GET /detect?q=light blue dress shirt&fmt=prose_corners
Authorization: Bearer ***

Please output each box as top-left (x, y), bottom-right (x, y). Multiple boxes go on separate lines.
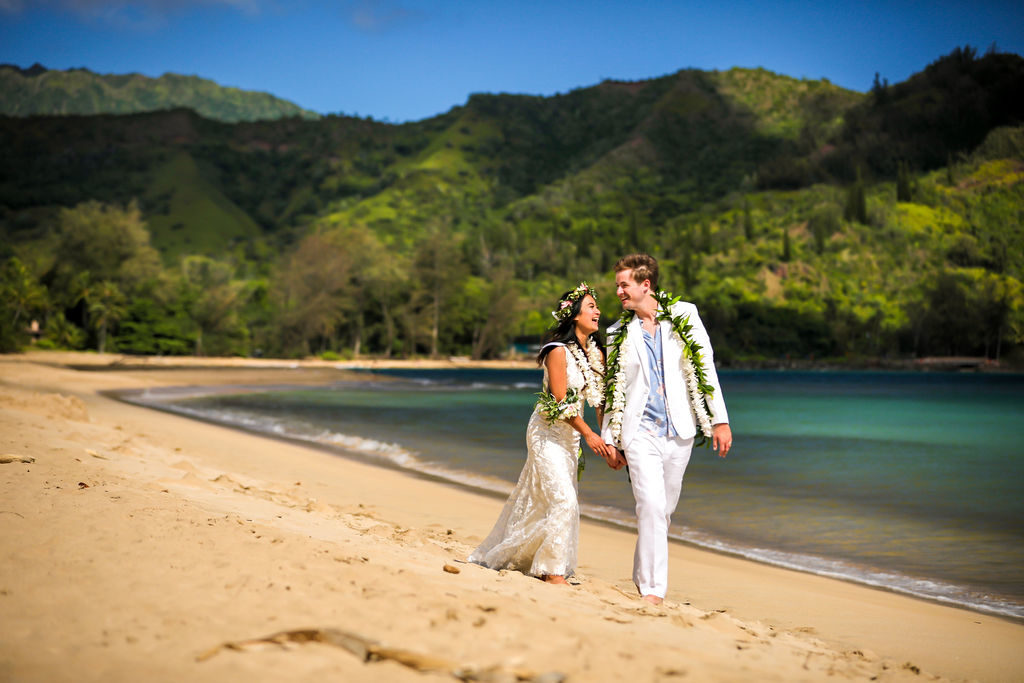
top-left (639, 326), bottom-right (677, 437)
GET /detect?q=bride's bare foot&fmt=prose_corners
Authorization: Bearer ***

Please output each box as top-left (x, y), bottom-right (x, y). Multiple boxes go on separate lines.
top-left (542, 575), bottom-right (569, 585)
top-left (641, 594), bottom-right (663, 605)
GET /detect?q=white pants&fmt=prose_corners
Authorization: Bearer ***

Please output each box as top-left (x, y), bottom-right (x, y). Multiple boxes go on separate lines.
top-left (624, 431), bottom-right (694, 598)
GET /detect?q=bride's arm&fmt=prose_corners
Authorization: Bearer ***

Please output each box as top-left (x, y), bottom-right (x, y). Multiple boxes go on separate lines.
top-left (544, 346), bottom-right (570, 402)
top-left (545, 349), bottom-right (613, 461)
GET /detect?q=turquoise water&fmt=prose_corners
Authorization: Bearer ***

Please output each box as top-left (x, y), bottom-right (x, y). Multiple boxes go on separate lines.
top-left (133, 369), bottom-right (1024, 619)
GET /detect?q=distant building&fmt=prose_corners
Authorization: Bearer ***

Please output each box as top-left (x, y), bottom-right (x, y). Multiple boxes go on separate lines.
top-left (509, 335), bottom-right (542, 358)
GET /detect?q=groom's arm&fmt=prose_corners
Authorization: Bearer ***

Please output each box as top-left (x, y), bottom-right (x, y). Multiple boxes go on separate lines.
top-left (684, 303), bottom-right (732, 457)
top-left (683, 303), bottom-right (729, 425)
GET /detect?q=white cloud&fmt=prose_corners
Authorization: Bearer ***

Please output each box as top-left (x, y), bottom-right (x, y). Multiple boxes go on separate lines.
top-left (3, 0), bottom-right (273, 26)
top-left (346, 0), bottom-right (421, 32)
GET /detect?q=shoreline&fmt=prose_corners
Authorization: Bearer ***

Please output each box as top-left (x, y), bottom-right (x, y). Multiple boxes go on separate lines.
top-left (114, 380), bottom-right (1024, 625)
top-left (3, 351), bottom-right (1024, 681)
top-left (21, 348), bottom-right (1023, 374)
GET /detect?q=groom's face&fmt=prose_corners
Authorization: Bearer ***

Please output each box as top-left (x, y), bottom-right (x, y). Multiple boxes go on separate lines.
top-left (615, 269), bottom-right (650, 311)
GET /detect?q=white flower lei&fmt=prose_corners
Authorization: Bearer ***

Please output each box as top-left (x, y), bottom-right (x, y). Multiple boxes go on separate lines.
top-left (677, 334), bottom-right (715, 441)
top-left (568, 338), bottom-right (606, 409)
top-left (604, 291), bottom-right (715, 449)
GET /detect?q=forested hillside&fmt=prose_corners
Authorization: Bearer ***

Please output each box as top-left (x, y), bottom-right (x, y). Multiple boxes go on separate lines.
top-left (1, 48), bottom-right (1022, 365)
top-left (0, 64), bottom-right (319, 122)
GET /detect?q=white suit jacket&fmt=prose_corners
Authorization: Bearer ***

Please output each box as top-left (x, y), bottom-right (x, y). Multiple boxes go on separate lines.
top-left (600, 301), bottom-right (729, 449)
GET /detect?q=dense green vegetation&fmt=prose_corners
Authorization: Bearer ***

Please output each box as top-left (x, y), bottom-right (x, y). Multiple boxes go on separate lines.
top-left (1, 48), bottom-right (1022, 365)
top-left (0, 64), bottom-right (319, 122)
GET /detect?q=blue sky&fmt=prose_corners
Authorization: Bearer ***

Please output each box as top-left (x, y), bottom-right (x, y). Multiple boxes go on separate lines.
top-left (1, 0), bottom-right (1022, 122)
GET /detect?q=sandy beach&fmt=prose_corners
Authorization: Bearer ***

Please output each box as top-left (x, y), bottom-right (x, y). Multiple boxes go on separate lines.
top-left (1, 351), bottom-right (1022, 682)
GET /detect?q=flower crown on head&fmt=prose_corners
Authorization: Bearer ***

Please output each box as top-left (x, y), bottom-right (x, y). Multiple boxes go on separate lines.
top-left (551, 282), bottom-right (597, 321)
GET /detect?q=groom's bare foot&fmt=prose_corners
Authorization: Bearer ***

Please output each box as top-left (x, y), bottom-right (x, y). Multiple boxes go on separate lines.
top-left (542, 575), bottom-right (569, 585)
top-left (642, 594), bottom-right (663, 605)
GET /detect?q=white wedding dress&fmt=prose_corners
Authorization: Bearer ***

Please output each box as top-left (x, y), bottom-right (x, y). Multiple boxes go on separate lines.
top-left (468, 344), bottom-right (586, 578)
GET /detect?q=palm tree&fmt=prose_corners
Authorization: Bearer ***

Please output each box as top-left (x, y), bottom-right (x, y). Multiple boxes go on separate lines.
top-left (45, 312), bottom-right (85, 349)
top-left (88, 280), bottom-right (126, 353)
top-left (3, 257), bottom-right (47, 328)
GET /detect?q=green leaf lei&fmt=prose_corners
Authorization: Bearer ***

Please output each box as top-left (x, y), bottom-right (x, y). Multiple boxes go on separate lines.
top-left (603, 290), bottom-right (716, 448)
top-left (535, 387), bottom-right (581, 424)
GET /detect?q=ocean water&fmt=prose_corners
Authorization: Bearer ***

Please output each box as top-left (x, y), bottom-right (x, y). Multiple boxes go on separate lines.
top-left (127, 369), bottom-right (1024, 620)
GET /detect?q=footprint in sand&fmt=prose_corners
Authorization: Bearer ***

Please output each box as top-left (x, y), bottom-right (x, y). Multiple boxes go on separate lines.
top-left (671, 614), bottom-right (695, 628)
top-left (162, 471), bottom-right (217, 491)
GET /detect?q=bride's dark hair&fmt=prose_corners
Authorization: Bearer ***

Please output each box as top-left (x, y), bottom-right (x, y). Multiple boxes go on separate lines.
top-left (536, 290), bottom-right (605, 366)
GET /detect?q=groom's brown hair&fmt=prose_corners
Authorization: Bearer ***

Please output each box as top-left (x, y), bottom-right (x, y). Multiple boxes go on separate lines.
top-left (614, 253), bottom-right (659, 290)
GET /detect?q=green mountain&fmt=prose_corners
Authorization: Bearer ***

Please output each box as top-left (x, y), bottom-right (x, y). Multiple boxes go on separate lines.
top-left (0, 63), bottom-right (320, 123)
top-left (1, 48), bottom-right (1022, 363)
top-left (828, 46), bottom-right (1024, 177)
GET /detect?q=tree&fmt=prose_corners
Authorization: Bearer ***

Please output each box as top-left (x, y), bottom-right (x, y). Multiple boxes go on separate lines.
top-left (896, 161), bottom-right (914, 202)
top-left (742, 199), bottom-right (754, 240)
top-left (180, 256), bottom-right (245, 356)
top-left (781, 227), bottom-right (792, 262)
top-left (412, 218), bottom-right (467, 358)
top-left (44, 312), bottom-right (85, 349)
top-left (2, 256), bottom-right (47, 330)
top-left (808, 204), bottom-right (841, 255)
top-left (345, 226), bottom-right (409, 358)
top-left (844, 168), bottom-right (867, 224)
top-left (455, 269), bottom-right (521, 360)
top-left (114, 290), bottom-right (193, 356)
top-left (324, 222), bottom-right (397, 357)
top-left (911, 269), bottom-right (1023, 358)
top-left (273, 231), bottom-right (355, 356)
top-left (0, 257), bottom-right (48, 351)
top-left (700, 220), bottom-right (713, 254)
top-left (674, 225), bottom-right (697, 289)
top-left (45, 201), bottom-right (161, 343)
top-left (88, 280), bottom-right (126, 353)
top-left (871, 72), bottom-right (889, 105)
top-left (50, 201), bottom-right (160, 296)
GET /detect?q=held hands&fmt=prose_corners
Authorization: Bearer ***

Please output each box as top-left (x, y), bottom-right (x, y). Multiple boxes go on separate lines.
top-left (606, 448), bottom-right (626, 470)
top-left (712, 423), bottom-right (733, 458)
top-left (584, 432), bottom-right (625, 469)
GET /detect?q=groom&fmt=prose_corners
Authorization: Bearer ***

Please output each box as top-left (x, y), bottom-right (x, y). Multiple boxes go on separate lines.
top-left (601, 253), bottom-right (732, 605)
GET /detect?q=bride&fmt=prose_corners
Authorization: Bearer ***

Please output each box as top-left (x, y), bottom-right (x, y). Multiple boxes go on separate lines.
top-left (469, 283), bottom-right (618, 584)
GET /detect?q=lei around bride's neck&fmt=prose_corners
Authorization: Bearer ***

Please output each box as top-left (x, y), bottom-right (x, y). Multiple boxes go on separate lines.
top-left (574, 329), bottom-right (593, 348)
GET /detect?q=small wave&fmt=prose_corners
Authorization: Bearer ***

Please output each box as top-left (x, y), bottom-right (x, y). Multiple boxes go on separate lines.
top-left (149, 401), bottom-right (426, 468)
top-left (357, 370), bottom-right (539, 393)
top-left (126, 395), bottom-right (517, 498)
top-left (662, 529), bottom-right (1024, 621)
top-left (408, 377), bottom-right (446, 386)
top-left (407, 379), bottom-right (525, 392)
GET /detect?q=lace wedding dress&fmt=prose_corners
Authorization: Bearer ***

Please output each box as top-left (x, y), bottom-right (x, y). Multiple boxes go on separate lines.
top-left (468, 344), bottom-right (586, 578)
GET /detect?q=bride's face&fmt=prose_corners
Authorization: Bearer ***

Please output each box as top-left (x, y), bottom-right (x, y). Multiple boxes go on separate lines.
top-left (574, 295), bottom-right (601, 337)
